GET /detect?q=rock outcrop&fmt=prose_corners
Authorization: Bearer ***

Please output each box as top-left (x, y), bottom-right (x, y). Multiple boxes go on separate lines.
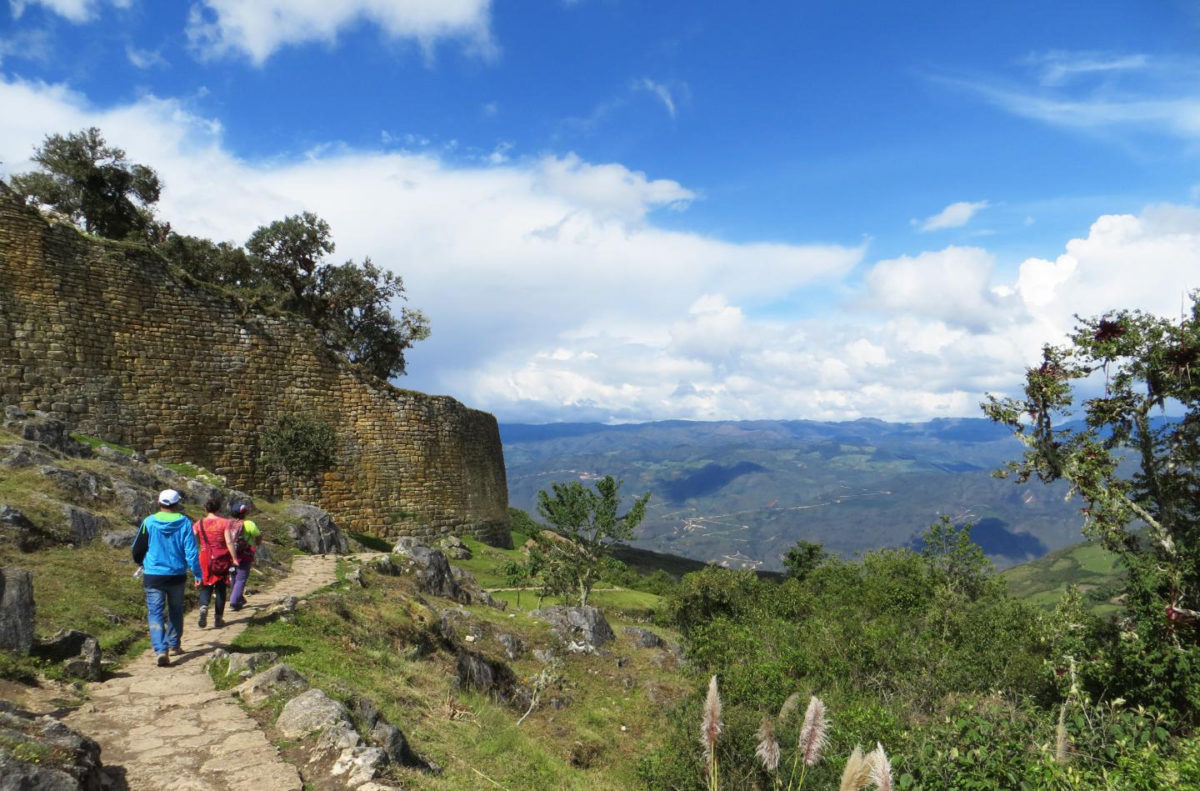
top-left (0, 567), bottom-right (34, 654)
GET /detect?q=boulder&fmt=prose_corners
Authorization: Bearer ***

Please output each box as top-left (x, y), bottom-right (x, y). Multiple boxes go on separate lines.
top-left (276, 688), bottom-right (350, 739)
top-left (624, 626), bottom-right (666, 649)
top-left (438, 535), bottom-right (472, 560)
top-left (101, 530), bottom-right (137, 549)
top-left (0, 506), bottom-right (52, 551)
top-left (496, 633), bottom-right (525, 660)
top-left (285, 504), bottom-right (349, 555)
top-left (0, 700), bottom-right (106, 791)
top-left (184, 478), bottom-right (222, 506)
top-left (532, 605), bottom-right (615, 651)
top-left (40, 467), bottom-right (106, 505)
top-left (62, 506), bottom-right (107, 546)
top-left (62, 638), bottom-right (102, 681)
top-left (111, 481), bottom-right (153, 522)
top-left (0, 444), bottom-right (54, 469)
top-left (455, 649), bottom-right (528, 707)
top-left (450, 567), bottom-right (508, 610)
top-left (13, 413), bottom-right (89, 457)
top-left (225, 651), bottom-right (279, 679)
top-left (372, 554), bottom-right (399, 576)
top-left (0, 567), bottom-right (35, 655)
top-left (393, 541), bottom-right (467, 603)
top-left (93, 445), bottom-right (133, 466)
top-left (235, 663), bottom-right (309, 705)
top-left (35, 629), bottom-right (92, 661)
top-left (349, 696), bottom-right (424, 768)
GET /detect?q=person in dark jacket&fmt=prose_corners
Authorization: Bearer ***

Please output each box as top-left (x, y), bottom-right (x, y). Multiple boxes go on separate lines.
top-left (131, 489), bottom-right (202, 667)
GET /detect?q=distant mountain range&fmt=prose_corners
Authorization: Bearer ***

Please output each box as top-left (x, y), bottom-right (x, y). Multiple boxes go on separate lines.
top-left (500, 417), bottom-right (1086, 572)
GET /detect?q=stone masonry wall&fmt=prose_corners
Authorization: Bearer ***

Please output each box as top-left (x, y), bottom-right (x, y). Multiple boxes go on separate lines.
top-left (0, 187), bottom-right (510, 545)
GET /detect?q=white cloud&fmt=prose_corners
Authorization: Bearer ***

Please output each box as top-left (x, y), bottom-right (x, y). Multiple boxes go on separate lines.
top-left (9, 0), bottom-right (128, 23)
top-left (2, 76), bottom-right (1196, 424)
top-left (862, 246), bottom-right (1017, 331)
top-left (1027, 51), bottom-right (1149, 86)
top-left (636, 78), bottom-right (677, 119)
top-left (915, 200), bottom-right (988, 231)
top-left (939, 53), bottom-right (1200, 142)
top-left (186, 0), bottom-right (495, 65)
top-left (126, 45), bottom-right (167, 70)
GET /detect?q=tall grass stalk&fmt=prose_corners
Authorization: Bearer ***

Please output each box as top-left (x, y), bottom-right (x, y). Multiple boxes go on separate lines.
top-left (756, 717), bottom-right (781, 788)
top-left (839, 746), bottom-right (872, 791)
top-left (785, 695), bottom-right (828, 791)
top-left (701, 674), bottom-right (722, 791)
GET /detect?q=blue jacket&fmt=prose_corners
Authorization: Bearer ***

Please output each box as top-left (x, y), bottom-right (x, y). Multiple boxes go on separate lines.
top-left (133, 511), bottom-right (201, 579)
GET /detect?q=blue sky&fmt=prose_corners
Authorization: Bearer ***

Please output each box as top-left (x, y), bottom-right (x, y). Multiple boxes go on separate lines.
top-left (2, 1), bottom-right (1199, 422)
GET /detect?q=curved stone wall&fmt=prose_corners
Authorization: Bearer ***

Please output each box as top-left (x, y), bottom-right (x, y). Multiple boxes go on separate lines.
top-left (0, 188), bottom-right (510, 545)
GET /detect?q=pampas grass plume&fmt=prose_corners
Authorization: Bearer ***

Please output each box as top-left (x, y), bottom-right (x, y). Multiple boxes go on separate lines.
top-left (756, 717), bottom-right (780, 772)
top-left (701, 675), bottom-right (723, 779)
top-left (797, 696), bottom-right (829, 767)
top-left (777, 691), bottom-right (803, 723)
top-left (867, 742), bottom-right (892, 791)
top-left (839, 746), bottom-right (872, 791)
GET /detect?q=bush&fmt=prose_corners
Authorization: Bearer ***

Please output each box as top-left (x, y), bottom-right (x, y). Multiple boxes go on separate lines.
top-left (259, 412), bottom-right (337, 479)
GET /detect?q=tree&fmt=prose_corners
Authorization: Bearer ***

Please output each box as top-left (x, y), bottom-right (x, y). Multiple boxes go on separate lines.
top-left (245, 212), bottom-right (333, 308)
top-left (918, 516), bottom-right (993, 600)
top-left (9, 127), bottom-right (161, 239)
top-left (535, 475), bottom-right (651, 607)
top-left (782, 540), bottom-right (826, 581)
top-left (243, 213), bottom-right (429, 379)
top-left (983, 295), bottom-right (1200, 628)
top-left (314, 258), bottom-right (430, 379)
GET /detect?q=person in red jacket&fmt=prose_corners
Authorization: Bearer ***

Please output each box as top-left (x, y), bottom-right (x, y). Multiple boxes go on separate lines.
top-left (193, 495), bottom-right (239, 628)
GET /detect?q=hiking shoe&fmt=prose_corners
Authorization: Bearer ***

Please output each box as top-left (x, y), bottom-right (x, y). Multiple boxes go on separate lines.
top-left (197, 607), bottom-right (208, 628)
top-left (214, 616), bottom-right (225, 628)
top-left (170, 646), bottom-right (185, 656)
top-left (156, 653), bottom-right (170, 667)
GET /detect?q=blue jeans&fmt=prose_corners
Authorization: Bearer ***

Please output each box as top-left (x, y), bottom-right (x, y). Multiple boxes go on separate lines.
top-left (144, 582), bottom-right (184, 654)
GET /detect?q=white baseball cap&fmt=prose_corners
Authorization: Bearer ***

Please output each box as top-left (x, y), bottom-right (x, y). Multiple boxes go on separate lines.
top-left (158, 489), bottom-right (182, 507)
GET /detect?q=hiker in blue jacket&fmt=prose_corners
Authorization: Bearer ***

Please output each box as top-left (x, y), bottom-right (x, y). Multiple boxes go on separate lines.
top-left (131, 489), bottom-right (202, 667)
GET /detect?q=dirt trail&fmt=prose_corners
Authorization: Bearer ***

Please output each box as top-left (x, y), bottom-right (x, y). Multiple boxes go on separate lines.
top-left (64, 554), bottom-right (338, 791)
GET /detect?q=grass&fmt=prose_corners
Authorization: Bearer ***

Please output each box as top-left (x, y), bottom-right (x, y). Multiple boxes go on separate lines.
top-left (70, 433), bottom-right (135, 455)
top-left (1001, 540), bottom-right (1124, 615)
top-left (222, 547), bottom-right (689, 790)
top-left (0, 424), bottom-right (301, 679)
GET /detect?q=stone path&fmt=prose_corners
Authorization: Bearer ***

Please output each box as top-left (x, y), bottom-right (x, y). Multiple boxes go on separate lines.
top-left (65, 555), bottom-right (338, 791)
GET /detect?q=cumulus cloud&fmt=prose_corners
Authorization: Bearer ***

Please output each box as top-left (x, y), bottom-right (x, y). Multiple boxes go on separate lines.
top-left (186, 0), bottom-right (495, 65)
top-left (862, 246), bottom-right (1017, 331)
top-left (914, 200), bottom-right (988, 231)
top-left (1, 76), bottom-right (1196, 424)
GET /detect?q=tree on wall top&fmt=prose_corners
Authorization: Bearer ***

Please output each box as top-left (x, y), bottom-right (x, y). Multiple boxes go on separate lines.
top-left (9, 127), bottom-right (162, 240)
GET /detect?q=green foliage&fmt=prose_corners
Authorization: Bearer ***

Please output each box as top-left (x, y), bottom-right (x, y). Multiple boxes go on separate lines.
top-left (508, 506), bottom-right (542, 539)
top-left (534, 475), bottom-right (651, 607)
top-left (984, 293), bottom-right (1200, 725)
top-left (920, 516), bottom-right (995, 600)
top-left (245, 211), bottom-right (334, 305)
top-left (10, 127), bottom-right (161, 240)
top-left (242, 213), bottom-right (430, 379)
top-left (157, 232), bottom-right (265, 294)
top-left (782, 540), bottom-right (826, 580)
top-left (259, 412), bottom-right (337, 479)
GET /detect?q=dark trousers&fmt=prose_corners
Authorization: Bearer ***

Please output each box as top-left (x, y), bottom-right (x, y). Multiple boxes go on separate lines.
top-left (198, 580), bottom-right (227, 617)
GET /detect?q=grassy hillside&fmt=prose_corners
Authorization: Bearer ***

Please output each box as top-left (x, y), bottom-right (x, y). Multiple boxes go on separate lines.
top-left (1001, 540), bottom-right (1125, 615)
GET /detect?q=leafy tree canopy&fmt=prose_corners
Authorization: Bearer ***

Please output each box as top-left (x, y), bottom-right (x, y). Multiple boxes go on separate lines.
top-left (10, 127), bottom-right (161, 240)
top-left (535, 475), bottom-right (651, 607)
top-left (983, 293), bottom-right (1200, 627)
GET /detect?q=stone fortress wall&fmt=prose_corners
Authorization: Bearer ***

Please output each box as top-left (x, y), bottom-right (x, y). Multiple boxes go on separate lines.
top-left (0, 186), bottom-right (510, 545)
